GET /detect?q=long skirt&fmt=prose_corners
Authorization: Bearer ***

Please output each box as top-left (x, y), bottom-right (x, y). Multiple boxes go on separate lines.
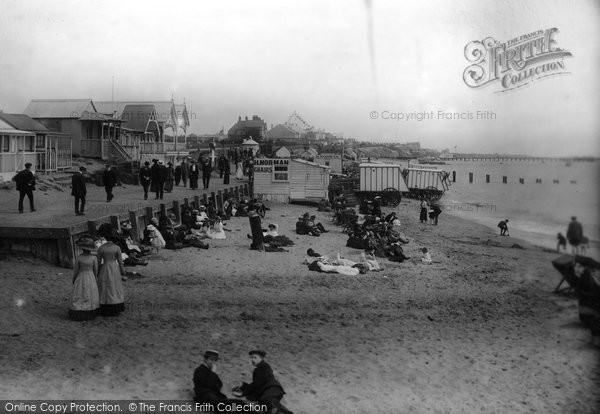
top-left (69, 271), bottom-right (100, 321)
top-left (98, 262), bottom-right (125, 316)
top-left (164, 178), bottom-right (174, 192)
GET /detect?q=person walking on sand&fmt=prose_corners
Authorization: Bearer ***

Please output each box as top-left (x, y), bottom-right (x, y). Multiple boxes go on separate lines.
top-left (71, 166), bottom-right (87, 216)
top-left (164, 161), bottom-right (175, 193)
top-left (189, 159), bottom-right (199, 189)
top-left (181, 157), bottom-right (190, 187)
top-left (97, 224), bottom-right (126, 316)
top-left (232, 350), bottom-right (293, 414)
top-left (193, 350), bottom-right (246, 412)
top-left (12, 162), bottom-right (36, 213)
top-left (155, 160), bottom-right (167, 200)
top-left (139, 161), bottom-right (152, 200)
top-left (202, 159), bottom-right (212, 190)
top-left (498, 219), bottom-right (509, 236)
top-left (68, 237), bottom-right (99, 321)
top-left (102, 164), bottom-right (118, 202)
top-left (566, 216), bottom-right (583, 255)
top-left (174, 158), bottom-right (182, 186)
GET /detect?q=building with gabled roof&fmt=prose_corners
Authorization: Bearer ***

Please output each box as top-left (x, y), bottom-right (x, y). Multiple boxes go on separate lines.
top-left (24, 99), bottom-right (118, 159)
top-left (0, 112), bottom-right (72, 175)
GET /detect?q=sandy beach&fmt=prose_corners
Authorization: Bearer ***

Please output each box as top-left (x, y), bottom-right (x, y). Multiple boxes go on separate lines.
top-left (1, 186), bottom-right (598, 413)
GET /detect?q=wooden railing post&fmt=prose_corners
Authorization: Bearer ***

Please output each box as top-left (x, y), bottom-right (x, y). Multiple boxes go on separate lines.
top-left (172, 200), bottom-right (181, 224)
top-left (145, 206), bottom-right (154, 224)
top-left (129, 211), bottom-right (140, 242)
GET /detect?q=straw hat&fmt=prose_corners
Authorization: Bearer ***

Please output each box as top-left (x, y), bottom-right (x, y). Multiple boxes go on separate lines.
top-left (75, 236), bottom-right (96, 250)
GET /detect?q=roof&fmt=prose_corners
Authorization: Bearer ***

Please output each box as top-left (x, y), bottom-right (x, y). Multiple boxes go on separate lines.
top-left (24, 99), bottom-right (96, 119)
top-left (242, 138), bottom-right (260, 146)
top-left (120, 105), bottom-right (157, 132)
top-left (292, 158), bottom-right (330, 170)
top-left (0, 113), bottom-right (49, 132)
top-left (0, 118), bottom-right (35, 135)
top-left (95, 101), bottom-right (177, 126)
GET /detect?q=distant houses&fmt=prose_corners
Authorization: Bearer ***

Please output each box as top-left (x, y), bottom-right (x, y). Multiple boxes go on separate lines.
top-left (22, 99), bottom-right (189, 164)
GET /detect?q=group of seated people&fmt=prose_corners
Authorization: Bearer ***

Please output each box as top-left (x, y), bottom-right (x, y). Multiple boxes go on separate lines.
top-left (139, 201), bottom-right (234, 252)
top-left (295, 212), bottom-right (329, 236)
top-left (339, 205), bottom-right (410, 262)
top-left (223, 197), bottom-right (270, 218)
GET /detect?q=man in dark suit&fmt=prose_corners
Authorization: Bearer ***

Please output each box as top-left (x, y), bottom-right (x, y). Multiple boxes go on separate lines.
top-left (189, 159), bottom-right (199, 190)
top-left (234, 350), bottom-right (293, 414)
top-left (202, 159), bottom-right (212, 190)
top-left (155, 160), bottom-right (167, 200)
top-left (12, 162), bottom-right (36, 213)
top-left (193, 350), bottom-right (245, 413)
top-left (71, 166), bottom-right (87, 216)
top-left (102, 164), bottom-right (118, 202)
top-left (139, 161), bottom-right (152, 200)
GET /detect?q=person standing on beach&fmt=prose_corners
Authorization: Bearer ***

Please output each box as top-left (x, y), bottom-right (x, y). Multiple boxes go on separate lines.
top-left (419, 200), bottom-right (428, 223)
top-left (164, 161), bottom-right (175, 193)
top-left (174, 158), bottom-right (182, 186)
top-left (566, 216), bottom-right (583, 255)
top-left (154, 160), bottom-right (167, 200)
top-left (71, 166), bottom-right (87, 216)
top-left (429, 202), bottom-right (442, 225)
top-left (12, 162), bottom-right (36, 213)
top-left (102, 164), bottom-right (118, 202)
top-left (223, 158), bottom-right (231, 185)
top-left (181, 158), bottom-right (190, 187)
top-left (189, 160), bottom-right (199, 189)
top-left (97, 224), bottom-right (126, 316)
top-left (233, 350), bottom-right (293, 414)
top-left (202, 159), bottom-right (212, 190)
top-left (68, 237), bottom-right (99, 321)
top-left (139, 161), bottom-right (152, 200)
top-left (498, 219), bottom-right (509, 236)
top-left (557, 233), bottom-right (567, 253)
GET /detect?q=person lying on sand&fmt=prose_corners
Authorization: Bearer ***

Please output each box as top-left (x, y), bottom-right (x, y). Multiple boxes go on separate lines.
top-left (232, 350), bottom-right (294, 414)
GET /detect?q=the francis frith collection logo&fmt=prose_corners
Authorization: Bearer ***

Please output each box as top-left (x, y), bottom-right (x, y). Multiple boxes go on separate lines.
top-left (463, 28), bottom-right (572, 92)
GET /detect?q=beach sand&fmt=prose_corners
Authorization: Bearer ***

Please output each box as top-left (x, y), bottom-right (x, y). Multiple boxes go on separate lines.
top-left (1, 192), bottom-right (599, 413)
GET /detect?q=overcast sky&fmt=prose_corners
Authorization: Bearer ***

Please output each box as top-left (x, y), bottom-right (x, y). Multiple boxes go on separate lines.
top-left (0, 0), bottom-right (598, 156)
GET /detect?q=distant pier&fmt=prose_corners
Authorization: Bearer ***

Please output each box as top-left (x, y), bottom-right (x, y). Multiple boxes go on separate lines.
top-left (451, 155), bottom-right (597, 162)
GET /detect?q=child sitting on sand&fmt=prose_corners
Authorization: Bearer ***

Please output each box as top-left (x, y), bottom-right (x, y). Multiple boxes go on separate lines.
top-left (420, 247), bottom-right (432, 264)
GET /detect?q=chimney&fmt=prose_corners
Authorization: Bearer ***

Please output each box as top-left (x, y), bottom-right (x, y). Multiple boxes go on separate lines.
top-left (238, 116), bottom-right (241, 121)
top-left (245, 116), bottom-right (248, 121)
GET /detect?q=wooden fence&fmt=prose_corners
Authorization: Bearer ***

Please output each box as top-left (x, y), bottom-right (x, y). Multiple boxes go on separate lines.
top-left (0, 183), bottom-right (251, 269)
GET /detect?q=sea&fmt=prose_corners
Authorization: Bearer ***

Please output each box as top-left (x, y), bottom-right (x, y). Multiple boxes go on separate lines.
top-left (379, 158), bottom-right (600, 258)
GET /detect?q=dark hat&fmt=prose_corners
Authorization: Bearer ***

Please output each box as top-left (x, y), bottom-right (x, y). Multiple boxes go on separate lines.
top-left (249, 349), bottom-right (266, 358)
top-left (79, 166), bottom-right (87, 171)
top-left (204, 350), bottom-right (219, 360)
top-left (144, 161), bottom-right (150, 166)
top-left (302, 212), bottom-right (310, 218)
top-left (25, 163), bottom-right (32, 168)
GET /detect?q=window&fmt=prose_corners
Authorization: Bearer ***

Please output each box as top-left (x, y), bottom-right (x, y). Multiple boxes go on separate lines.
top-left (1, 135), bottom-right (9, 152)
top-left (273, 163), bottom-right (289, 182)
top-left (36, 135), bottom-right (45, 149)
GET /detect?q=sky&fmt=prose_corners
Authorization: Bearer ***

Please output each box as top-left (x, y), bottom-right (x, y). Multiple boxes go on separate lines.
top-left (0, 0), bottom-right (598, 156)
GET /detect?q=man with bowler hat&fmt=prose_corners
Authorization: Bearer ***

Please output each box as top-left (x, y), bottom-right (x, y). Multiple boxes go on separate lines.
top-left (71, 166), bottom-right (87, 216)
top-left (13, 162), bottom-right (36, 213)
top-left (233, 350), bottom-right (293, 414)
top-left (193, 350), bottom-right (245, 413)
